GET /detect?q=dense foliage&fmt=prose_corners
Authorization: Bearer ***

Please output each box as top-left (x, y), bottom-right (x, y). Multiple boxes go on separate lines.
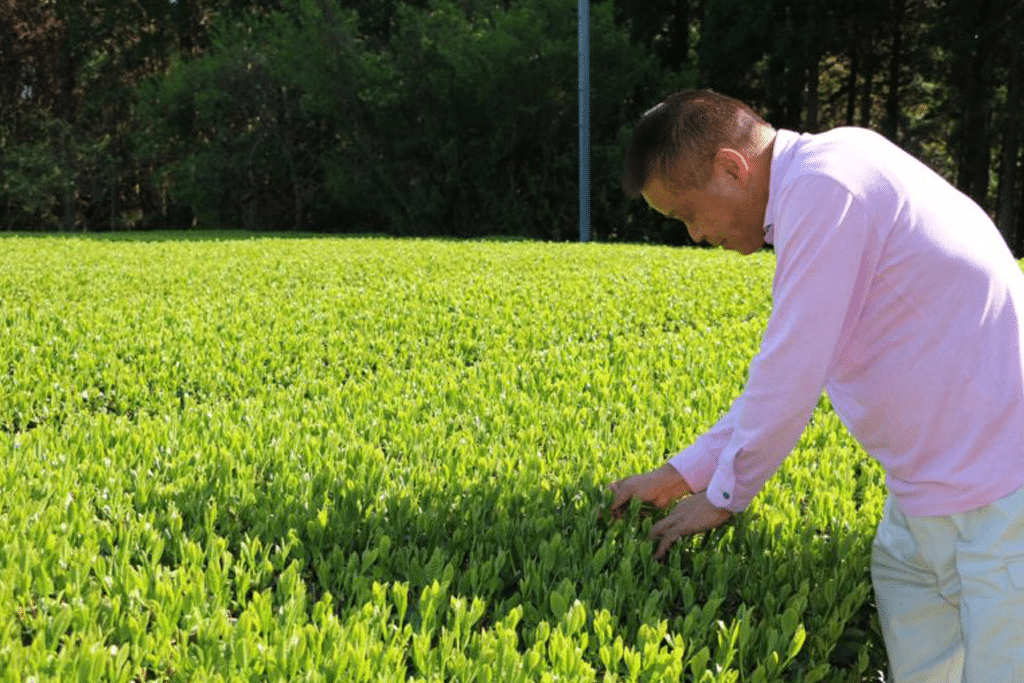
top-left (0, 234), bottom-right (927, 680)
top-left (132, 0), bottom-right (659, 239)
top-left (1, 0), bottom-right (1022, 250)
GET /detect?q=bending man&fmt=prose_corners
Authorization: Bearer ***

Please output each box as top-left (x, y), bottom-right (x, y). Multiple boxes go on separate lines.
top-left (609, 89), bottom-right (1024, 682)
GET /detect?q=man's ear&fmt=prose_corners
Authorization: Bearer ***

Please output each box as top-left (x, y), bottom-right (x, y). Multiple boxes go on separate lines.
top-left (712, 148), bottom-right (751, 185)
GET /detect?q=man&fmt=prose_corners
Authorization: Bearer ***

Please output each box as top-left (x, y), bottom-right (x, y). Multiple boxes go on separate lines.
top-left (609, 89), bottom-right (1024, 682)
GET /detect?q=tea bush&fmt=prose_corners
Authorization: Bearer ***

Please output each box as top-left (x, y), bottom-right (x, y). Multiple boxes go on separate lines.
top-left (0, 234), bottom-right (922, 681)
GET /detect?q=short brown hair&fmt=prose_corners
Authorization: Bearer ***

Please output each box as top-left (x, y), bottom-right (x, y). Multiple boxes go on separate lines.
top-left (621, 89), bottom-right (771, 198)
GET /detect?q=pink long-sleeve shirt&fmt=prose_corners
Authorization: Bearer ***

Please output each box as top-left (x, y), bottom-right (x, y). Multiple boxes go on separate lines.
top-left (669, 127), bottom-right (1024, 516)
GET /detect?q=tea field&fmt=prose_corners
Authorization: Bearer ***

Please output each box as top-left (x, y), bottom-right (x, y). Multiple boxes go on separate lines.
top-left (0, 233), bottom-right (911, 681)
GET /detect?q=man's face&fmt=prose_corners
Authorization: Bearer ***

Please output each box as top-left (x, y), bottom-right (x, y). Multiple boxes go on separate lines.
top-left (641, 153), bottom-right (766, 255)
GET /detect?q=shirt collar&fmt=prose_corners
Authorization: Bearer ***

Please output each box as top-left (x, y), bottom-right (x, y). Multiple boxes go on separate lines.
top-left (762, 129), bottom-right (802, 246)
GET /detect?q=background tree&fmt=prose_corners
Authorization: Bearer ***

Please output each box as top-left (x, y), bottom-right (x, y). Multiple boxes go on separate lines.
top-left (134, 0), bottom-right (667, 240)
top-left (0, 0), bottom-right (1021, 253)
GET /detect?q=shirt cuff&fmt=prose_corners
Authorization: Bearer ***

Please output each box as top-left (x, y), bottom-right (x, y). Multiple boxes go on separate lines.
top-left (705, 448), bottom-right (746, 512)
top-left (667, 429), bottom-right (731, 493)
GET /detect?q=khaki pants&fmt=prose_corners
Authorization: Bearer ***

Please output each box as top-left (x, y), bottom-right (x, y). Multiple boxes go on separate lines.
top-left (871, 487), bottom-right (1024, 683)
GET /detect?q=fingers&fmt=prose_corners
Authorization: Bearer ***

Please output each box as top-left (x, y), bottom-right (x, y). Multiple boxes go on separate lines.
top-left (654, 530), bottom-right (681, 560)
top-left (604, 467), bottom-right (700, 533)
top-left (608, 469), bottom-right (663, 514)
top-left (651, 518), bottom-right (704, 560)
top-left (648, 513), bottom-right (683, 559)
top-left (603, 480), bottom-right (732, 559)
top-left (648, 512), bottom-right (676, 538)
top-left (647, 493), bottom-right (732, 560)
top-left (606, 481), bottom-right (630, 519)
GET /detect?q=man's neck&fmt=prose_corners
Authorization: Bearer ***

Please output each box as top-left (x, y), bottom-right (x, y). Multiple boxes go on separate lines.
top-left (751, 127), bottom-right (777, 219)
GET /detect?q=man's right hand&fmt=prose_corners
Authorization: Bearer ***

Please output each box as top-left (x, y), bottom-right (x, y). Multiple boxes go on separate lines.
top-left (607, 462), bottom-right (693, 519)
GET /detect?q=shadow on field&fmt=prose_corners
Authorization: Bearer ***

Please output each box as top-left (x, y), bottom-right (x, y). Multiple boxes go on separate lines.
top-left (135, 457), bottom-right (885, 675)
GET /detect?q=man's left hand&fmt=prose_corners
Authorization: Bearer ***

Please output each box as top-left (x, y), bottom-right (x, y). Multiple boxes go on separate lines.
top-left (648, 492), bottom-right (733, 559)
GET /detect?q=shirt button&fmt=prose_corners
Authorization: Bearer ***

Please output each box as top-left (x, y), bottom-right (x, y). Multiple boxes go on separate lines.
top-left (722, 492), bottom-right (731, 500)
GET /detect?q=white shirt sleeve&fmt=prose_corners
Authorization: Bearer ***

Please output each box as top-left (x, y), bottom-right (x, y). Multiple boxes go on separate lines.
top-left (667, 397), bottom-right (741, 492)
top-left (705, 175), bottom-right (879, 511)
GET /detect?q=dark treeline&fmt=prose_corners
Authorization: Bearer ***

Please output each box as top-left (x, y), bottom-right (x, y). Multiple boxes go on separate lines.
top-left (1, 0), bottom-right (1022, 252)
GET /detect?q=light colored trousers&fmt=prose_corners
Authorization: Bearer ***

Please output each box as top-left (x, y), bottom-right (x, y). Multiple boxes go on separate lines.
top-left (871, 487), bottom-right (1024, 682)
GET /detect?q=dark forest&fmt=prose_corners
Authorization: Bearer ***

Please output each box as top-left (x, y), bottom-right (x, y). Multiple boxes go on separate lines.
top-left (1, 0), bottom-right (1022, 252)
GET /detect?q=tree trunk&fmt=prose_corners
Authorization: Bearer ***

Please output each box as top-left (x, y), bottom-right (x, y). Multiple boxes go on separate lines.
top-left (60, 124), bottom-right (75, 231)
top-left (55, 27), bottom-right (78, 122)
top-left (846, 39), bottom-right (859, 126)
top-left (1016, 171), bottom-right (1024, 257)
top-left (665, 0), bottom-right (691, 72)
top-left (882, 0), bottom-right (903, 141)
top-left (176, 0), bottom-right (192, 54)
top-left (996, 38), bottom-right (1022, 249)
top-left (952, 1), bottom-right (997, 211)
top-left (858, 30), bottom-right (875, 128)
top-left (805, 57), bottom-right (819, 131)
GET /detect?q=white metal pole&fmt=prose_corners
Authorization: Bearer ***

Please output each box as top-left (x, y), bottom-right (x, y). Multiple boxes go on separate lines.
top-left (578, 0), bottom-right (591, 242)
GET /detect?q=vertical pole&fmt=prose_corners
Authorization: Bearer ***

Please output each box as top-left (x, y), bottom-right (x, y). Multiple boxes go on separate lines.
top-left (578, 0), bottom-right (591, 242)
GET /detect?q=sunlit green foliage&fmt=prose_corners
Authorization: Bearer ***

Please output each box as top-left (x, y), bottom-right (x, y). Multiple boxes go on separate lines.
top-left (0, 235), bottom-right (922, 680)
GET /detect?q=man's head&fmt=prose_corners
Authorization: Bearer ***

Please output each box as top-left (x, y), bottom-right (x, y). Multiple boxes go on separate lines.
top-left (622, 89), bottom-right (776, 254)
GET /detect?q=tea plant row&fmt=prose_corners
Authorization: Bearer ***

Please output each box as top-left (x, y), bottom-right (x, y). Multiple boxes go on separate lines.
top-left (0, 235), bottom-right (915, 681)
